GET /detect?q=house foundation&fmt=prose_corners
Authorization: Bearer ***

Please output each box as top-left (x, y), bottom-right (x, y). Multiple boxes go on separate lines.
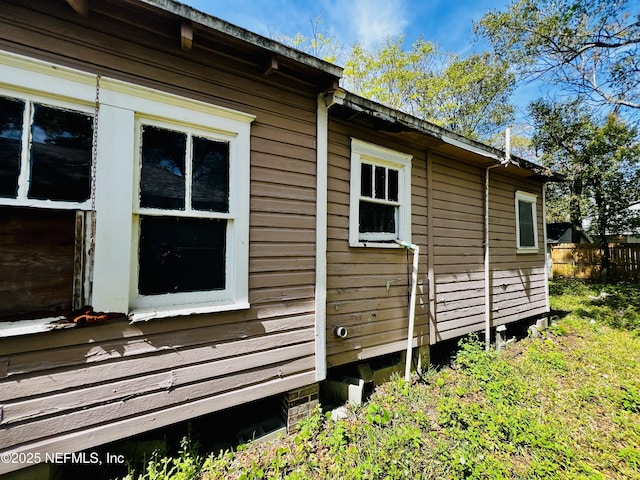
top-left (281, 383), bottom-right (320, 433)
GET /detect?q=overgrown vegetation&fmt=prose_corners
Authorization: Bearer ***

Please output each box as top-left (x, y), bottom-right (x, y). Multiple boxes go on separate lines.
top-left (122, 281), bottom-right (640, 479)
top-left (550, 281), bottom-right (640, 335)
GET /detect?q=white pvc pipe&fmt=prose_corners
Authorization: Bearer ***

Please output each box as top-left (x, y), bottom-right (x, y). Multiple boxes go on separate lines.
top-left (484, 143), bottom-right (511, 350)
top-left (484, 164), bottom-right (500, 350)
top-left (396, 240), bottom-right (419, 381)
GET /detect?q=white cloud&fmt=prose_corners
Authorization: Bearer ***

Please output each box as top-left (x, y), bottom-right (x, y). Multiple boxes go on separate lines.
top-left (353, 0), bottom-right (409, 48)
top-left (184, 0), bottom-right (409, 50)
top-left (328, 0), bottom-right (409, 49)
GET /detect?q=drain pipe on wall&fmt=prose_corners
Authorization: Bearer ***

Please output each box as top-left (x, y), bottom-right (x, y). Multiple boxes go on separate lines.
top-left (484, 128), bottom-right (512, 350)
top-left (484, 164), bottom-right (501, 350)
top-left (395, 239), bottom-right (419, 381)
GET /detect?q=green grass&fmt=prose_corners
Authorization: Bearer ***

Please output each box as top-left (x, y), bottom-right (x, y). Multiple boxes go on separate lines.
top-left (123, 281), bottom-right (640, 479)
top-left (549, 281), bottom-right (640, 336)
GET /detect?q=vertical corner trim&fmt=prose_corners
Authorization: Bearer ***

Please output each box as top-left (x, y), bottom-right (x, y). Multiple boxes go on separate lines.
top-left (426, 151), bottom-right (437, 345)
top-left (314, 94), bottom-right (329, 381)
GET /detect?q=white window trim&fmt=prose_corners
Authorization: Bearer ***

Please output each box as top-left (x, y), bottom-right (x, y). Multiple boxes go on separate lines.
top-left (515, 190), bottom-right (539, 254)
top-left (349, 138), bottom-right (412, 248)
top-left (124, 103), bottom-right (251, 320)
top-left (0, 49), bottom-right (254, 325)
top-left (0, 87), bottom-right (95, 211)
top-left (130, 116), bottom-right (243, 313)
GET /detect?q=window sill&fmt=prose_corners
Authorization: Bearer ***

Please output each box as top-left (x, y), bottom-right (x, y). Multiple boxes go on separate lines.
top-left (350, 240), bottom-right (402, 249)
top-left (0, 316), bottom-right (73, 338)
top-left (517, 247), bottom-right (540, 254)
top-left (128, 301), bottom-right (251, 323)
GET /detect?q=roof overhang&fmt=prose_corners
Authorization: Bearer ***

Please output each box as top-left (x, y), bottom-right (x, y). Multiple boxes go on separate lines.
top-left (66, 0), bottom-right (343, 89)
top-left (325, 88), bottom-right (565, 183)
top-left (138, 0), bottom-right (342, 76)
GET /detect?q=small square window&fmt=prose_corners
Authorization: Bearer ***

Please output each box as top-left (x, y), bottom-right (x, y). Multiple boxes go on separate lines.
top-left (349, 139), bottom-right (412, 247)
top-left (358, 162), bottom-right (401, 236)
top-left (515, 191), bottom-right (539, 253)
top-left (29, 104), bottom-right (93, 202)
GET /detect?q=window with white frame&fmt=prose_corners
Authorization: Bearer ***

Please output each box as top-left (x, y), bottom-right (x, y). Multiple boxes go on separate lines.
top-left (131, 117), bottom-right (244, 312)
top-left (515, 191), bottom-right (539, 253)
top-left (0, 94), bottom-right (93, 208)
top-left (0, 49), bottom-right (253, 330)
top-left (0, 89), bottom-right (94, 324)
top-left (349, 138), bottom-right (412, 247)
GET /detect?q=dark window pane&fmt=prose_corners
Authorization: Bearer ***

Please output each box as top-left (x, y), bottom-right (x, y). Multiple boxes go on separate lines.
top-left (361, 163), bottom-right (372, 197)
top-left (359, 200), bottom-right (396, 234)
top-left (388, 169), bottom-right (399, 202)
top-left (28, 104), bottom-right (93, 202)
top-left (518, 200), bottom-right (536, 247)
top-left (0, 96), bottom-right (24, 198)
top-left (374, 166), bottom-right (386, 199)
top-left (192, 136), bottom-right (229, 212)
top-left (138, 216), bottom-right (226, 295)
top-left (140, 126), bottom-right (186, 210)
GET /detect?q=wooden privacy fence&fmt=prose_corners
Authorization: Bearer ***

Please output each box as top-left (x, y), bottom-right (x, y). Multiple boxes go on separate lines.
top-left (551, 243), bottom-right (640, 281)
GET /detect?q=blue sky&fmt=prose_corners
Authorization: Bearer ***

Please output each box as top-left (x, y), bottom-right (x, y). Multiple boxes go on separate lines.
top-left (181, 0), bottom-right (511, 54)
top-left (180, 0), bottom-right (546, 121)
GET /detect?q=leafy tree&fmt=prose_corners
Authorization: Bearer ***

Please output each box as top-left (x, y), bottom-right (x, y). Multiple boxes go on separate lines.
top-left (269, 14), bottom-right (343, 63)
top-left (417, 51), bottom-right (515, 139)
top-left (271, 15), bottom-right (516, 140)
top-left (585, 114), bottom-right (640, 274)
top-left (343, 36), bottom-right (438, 116)
top-left (343, 38), bottom-right (515, 140)
top-left (530, 99), bottom-right (593, 228)
top-left (531, 98), bottom-right (640, 280)
top-left (475, 0), bottom-right (640, 115)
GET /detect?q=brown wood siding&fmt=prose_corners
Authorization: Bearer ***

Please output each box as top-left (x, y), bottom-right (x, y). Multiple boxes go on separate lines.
top-left (430, 155), bottom-right (485, 342)
top-left (489, 171), bottom-right (548, 325)
top-left (325, 122), bottom-right (429, 367)
top-left (0, 0), bottom-right (322, 470)
top-left (430, 158), bottom-right (548, 343)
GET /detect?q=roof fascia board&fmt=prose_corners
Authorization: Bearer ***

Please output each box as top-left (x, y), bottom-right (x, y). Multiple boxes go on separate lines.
top-left (137, 0), bottom-right (343, 79)
top-left (326, 89), bottom-right (564, 182)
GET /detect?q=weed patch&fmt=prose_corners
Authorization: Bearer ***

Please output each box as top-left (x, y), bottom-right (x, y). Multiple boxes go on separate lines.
top-left (550, 281), bottom-right (640, 335)
top-left (121, 282), bottom-right (640, 479)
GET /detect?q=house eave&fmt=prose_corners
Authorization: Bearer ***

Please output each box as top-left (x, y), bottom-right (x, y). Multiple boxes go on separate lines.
top-left (136, 0), bottom-right (343, 80)
top-left (325, 88), bottom-right (564, 182)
